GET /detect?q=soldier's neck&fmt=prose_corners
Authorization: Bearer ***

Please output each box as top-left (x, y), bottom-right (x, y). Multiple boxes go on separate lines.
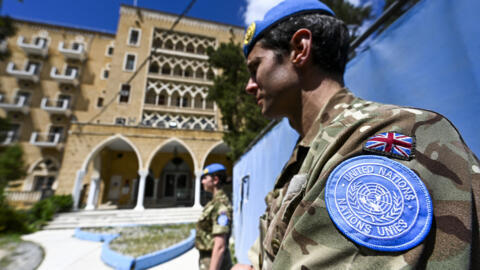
top-left (290, 78), bottom-right (344, 138)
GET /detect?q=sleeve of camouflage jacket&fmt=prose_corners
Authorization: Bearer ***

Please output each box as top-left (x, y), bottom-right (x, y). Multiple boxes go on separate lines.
top-left (212, 204), bottom-right (231, 235)
top-left (270, 104), bottom-right (480, 269)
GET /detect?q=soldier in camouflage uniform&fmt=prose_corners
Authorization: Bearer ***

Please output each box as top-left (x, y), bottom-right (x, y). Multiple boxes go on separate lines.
top-left (233, 0), bottom-right (480, 269)
top-left (195, 163), bottom-right (233, 270)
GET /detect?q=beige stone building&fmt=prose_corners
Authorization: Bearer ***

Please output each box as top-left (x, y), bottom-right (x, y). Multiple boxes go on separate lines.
top-left (0, 5), bottom-right (244, 210)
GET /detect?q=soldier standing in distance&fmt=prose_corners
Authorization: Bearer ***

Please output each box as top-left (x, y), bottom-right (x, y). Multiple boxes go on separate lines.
top-left (232, 0), bottom-right (479, 269)
top-left (195, 163), bottom-right (233, 270)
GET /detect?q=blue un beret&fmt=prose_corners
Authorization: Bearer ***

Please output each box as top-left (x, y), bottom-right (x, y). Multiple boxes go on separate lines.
top-left (202, 163), bottom-right (226, 177)
top-left (243, 0), bottom-right (335, 58)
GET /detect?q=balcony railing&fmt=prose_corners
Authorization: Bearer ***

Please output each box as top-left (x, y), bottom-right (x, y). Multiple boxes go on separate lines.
top-left (58, 42), bottom-right (86, 61)
top-left (0, 131), bottom-right (17, 145)
top-left (0, 94), bottom-right (29, 114)
top-left (30, 132), bottom-right (62, 147)
top-left (6, 62), bottom-right (40, 82)
top-left (17, 36), bottom-right (48, 57)
top-left (41, 97), bottom-right (71, 115)
top-left (6, 191), bottom-right (42, 204)
top-left (50, 67), bottom-right (79, 86)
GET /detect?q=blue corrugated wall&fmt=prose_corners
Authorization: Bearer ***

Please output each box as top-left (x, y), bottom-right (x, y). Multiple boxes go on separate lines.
top-left (233, 0), bottom-right (480, 264)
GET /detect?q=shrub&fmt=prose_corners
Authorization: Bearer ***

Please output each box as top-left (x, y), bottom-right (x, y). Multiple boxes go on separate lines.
top-left (27, 195), bottom-right (73, 230)
top-left (0, 203), bottom-right (30, 234)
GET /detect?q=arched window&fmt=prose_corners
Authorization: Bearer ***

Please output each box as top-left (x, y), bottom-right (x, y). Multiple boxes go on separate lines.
top-left (172, 92), bottom-right (181, 107)
top-left (182, 94), bottom-right (190, 107)
top-left (173, 65), bottom-right (182, 77)
top-left (195, 68), bottom-right (204, 79)
top-left (186, 43), bottom-right (194, 53)
top-left (207, 69), bottom-right (215, 80)
top-left (175, 42), bottom-right (184, 52)
top-left (197, 45), bottom-right (205, 55)
top-left (152, 39), bottom-right (162, 49)
top-left (161, 64), bottom-right (171, 75)
top-left (184, 67), bottom-right (193, 78)
top-left (158, 93), bottom-right (166, 105)
top-left (148, 62), bottom-right (159, 74)
top-left (145, 90), bottom-right (156, 104)
top-left (165, 40), bottom-right (174, 50)
top-left (194, 94), bottom-right (203, 109)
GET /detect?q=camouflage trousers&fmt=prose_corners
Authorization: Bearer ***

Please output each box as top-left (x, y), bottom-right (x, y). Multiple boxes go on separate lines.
top-left (198, 249), bottom-right (232, 270)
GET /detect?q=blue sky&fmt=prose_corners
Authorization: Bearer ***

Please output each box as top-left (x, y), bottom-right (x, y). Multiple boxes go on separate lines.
top-left (1, 0), bottom-right (250, 33)
top-left (1, 0), bottom-right (377, 34)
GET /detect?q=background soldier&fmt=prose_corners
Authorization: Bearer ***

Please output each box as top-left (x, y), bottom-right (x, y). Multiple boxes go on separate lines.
top-left (195, 163), bottom-right (233, 270)
top-left (233, 0), bottom-right (479, 269)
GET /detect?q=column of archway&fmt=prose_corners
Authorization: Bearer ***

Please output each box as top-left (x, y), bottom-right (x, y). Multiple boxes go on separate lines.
top-left (193, 169), bottom-right (202, 208)
top-left (85, 156), bottom-right (101, 210)
top-left (134, 170), bottom-right (148, 210)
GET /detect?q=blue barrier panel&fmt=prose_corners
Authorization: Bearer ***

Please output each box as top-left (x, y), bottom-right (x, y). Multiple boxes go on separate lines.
top-left (345, 0), bottom-right (480, 156)
top-left (233, 118), bottom-right (298, 264)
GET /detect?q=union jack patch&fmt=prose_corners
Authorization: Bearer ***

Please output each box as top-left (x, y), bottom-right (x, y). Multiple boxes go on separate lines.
top-left (363, 132), bottom-right (415, 160)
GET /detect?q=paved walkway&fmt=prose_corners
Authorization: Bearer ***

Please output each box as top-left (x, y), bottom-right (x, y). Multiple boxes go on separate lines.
top-left (22, 229), bottom-right (199, 270)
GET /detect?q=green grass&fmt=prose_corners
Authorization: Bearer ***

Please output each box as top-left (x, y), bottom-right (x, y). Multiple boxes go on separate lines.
top-left (0, 234), bottom-right (23, 268)
top-left (83, 223), bottom-right (195, 258)
top-left (0, 234), bottom-right (22, 248)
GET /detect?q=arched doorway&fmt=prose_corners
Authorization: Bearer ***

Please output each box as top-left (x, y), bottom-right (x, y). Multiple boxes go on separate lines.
top-left (81, 135), bottom-right (141, 210)
top-left (201, 142), bottom-right (232, 206)
top-left (146, 139), bottom-right (195, 208)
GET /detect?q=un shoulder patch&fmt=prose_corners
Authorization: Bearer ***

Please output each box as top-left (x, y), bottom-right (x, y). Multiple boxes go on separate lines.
top-left (325, 155), bottom-right (432, 252)
top-left (217, 213), bottom-right (229, 226)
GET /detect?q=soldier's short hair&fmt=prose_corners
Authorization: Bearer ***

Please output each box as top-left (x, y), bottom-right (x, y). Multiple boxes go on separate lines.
top-left (258, 13), bottom-right (350, 77)
top-left (212, 170), bottom-right (227, 185)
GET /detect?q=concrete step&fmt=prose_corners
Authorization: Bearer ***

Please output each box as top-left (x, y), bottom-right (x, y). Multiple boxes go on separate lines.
top-left (44, 207), bottom-right (203, 230)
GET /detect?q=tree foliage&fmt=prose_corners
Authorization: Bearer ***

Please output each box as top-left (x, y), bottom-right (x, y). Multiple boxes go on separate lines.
top-left (0, 15), bottom-right (16, 60)
top-left (207, 39), bottom-right (269, 161)
top-left (322, 0), bottom-right (372, 37)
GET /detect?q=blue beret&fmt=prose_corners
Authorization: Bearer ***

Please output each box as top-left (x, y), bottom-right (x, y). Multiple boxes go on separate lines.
top-left (202, 163), bottom-right (226, 176)
top-left (243, 0), bottom-right (335, 58)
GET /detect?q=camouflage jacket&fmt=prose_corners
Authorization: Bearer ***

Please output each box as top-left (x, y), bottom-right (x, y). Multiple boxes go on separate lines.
top-left (250, 88), bottom-right (479, 269)
top-left (196, 189), bottom-right (233, 251)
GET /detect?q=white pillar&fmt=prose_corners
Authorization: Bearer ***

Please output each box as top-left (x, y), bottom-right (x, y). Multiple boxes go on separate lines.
top-left (85, 177), bottom-right (99, 210)
top-left (72, 170), bottom-right (86, 210)
top-left (134, 170), bottom-right (149, 211)
top-left (193, 170), bottom-right (202, 208)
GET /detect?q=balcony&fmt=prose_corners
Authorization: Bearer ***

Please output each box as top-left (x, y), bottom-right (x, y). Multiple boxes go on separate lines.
top-left (30, 132), bottom-right (62, 148)
top-left (41, 97), bottom-right (71, 116)
top-left (0, 94), bottom-right (29, 114)
top-left (50, 67), bottom-right (79, 86)
top-left (17, 36), bottom-right (48, 57)
top-left (58, 41), bottom-right (86, 61)
top-left (6, 62), bottom-right (40, 82)
top-left (0, 131), bottom-right (17, 145)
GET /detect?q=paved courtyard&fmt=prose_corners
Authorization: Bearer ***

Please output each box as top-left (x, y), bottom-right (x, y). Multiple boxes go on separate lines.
top-left (22, 229), bottom-right (199, 270)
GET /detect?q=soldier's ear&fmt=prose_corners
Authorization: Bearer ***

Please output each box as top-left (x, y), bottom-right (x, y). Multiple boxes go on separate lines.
top-left (290, 28), bottom-right (312, 67)
top-left (213, 175), bottom-right (221, 186)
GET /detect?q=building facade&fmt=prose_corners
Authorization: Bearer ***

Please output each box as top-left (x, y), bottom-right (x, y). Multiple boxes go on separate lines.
top-left (1, 5), bottom-right (244, 210)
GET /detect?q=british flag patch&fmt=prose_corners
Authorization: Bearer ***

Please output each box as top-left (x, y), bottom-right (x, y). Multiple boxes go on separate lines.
top-left (363, 132), bottom-right (415, 160)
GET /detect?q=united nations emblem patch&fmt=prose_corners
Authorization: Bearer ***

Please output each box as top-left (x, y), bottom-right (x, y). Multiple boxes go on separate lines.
top-left (325, 155), bottom-right (432, 252)
top-left (217, 213), bottom-right (229, 226)
top-left (244, 22), bottom-right (256, 45)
